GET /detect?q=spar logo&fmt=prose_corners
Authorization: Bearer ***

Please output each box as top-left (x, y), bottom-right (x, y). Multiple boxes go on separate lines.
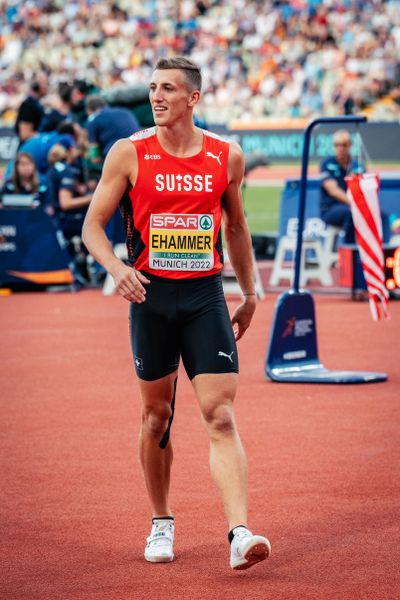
top-left (151, 214), bottom-right (213, 230)
top-left (199, 215), bottom-right (212, 230)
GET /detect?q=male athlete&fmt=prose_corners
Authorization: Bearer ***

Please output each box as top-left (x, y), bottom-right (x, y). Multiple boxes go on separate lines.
top-left (82, 56), bottom-right (271, 570)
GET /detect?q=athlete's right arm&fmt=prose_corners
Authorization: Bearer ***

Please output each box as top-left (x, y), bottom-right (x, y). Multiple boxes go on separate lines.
top-left (82, 139), bottom-right (150, 303)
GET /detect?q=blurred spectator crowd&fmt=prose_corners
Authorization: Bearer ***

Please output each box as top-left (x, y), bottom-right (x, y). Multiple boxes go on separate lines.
top-left (0, 76), bottom-right (142, 283)
top-left (0, 0), bottom-right (399, 125)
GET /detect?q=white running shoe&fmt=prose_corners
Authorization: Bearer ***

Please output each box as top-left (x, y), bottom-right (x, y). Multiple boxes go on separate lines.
top-left (144, 518), bottom-right (174, 563)
top-left (230, 526), bottom-right (271, 570)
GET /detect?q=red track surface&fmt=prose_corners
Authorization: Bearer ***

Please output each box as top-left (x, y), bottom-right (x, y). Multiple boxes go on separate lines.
top-left (1, 291), bottom-right (400, 600)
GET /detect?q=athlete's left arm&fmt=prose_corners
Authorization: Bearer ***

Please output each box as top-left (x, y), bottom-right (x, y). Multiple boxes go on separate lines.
top-left (222, 142), bottom-right (256, 341)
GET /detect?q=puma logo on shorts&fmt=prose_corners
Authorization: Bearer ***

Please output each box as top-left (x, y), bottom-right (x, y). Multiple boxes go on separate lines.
top-left (218, 351), bottom-right (234, 363)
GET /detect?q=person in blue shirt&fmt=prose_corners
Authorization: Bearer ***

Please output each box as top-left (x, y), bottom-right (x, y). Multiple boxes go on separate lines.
top-left (46, 142), bottom-right (92, 242)
top-left (85, 95), bottom-right (140, 245)
top-left (20, 131), bottom-right (77, 175)
top-left (85, 95), bottom-right (140, 162)
top-left (46, 139), bottom-right (109, 286)
top-left (3, 121), bottom-right (83, 180)
top-left (320, 130), bottom-right (363, 243)
top-left (320, 130), bottom-right (389, 244)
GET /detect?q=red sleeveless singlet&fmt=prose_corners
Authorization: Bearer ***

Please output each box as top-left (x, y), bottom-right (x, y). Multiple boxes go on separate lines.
top-left (120, 127), bottom-right (230, 280)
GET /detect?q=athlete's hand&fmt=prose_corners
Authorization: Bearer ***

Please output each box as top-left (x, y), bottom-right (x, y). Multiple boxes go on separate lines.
top-left (110, 262), bottom-right (150, 303)
top-left (231, 296), bottom-right (256, 341)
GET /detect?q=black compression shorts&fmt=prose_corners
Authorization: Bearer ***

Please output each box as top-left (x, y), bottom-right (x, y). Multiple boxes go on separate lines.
top-left (129, 273), bottom-right (239, 381)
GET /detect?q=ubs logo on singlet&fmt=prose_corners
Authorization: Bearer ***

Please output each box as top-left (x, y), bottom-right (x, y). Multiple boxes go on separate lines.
top-left (155, 173), bottom-right (213, 193)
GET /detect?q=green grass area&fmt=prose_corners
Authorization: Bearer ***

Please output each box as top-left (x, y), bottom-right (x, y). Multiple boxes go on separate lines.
top-left (242, 185), bottom-right (282, 234)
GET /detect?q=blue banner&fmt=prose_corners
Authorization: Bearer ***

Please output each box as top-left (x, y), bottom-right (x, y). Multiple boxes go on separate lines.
top-left (278, 174), bottom-right (400, 242)
top-left (0, 207), bottom-right (73, 286)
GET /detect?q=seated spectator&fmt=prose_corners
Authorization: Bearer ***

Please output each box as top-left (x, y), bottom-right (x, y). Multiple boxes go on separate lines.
top-left (56, 122), bottom-right (89, 189)
top-left (1, 152), bottom-right (48, 207)
top-left (300, 80), bottom-right (323, 117)
top-left (14, 72), bottom-right (48, 143)
top-left (46, 143), bottom-right (92, 242)
top-left (85, 95), bottom-right (140, 163)
top-left (320, 130), bottom-right (390, 244)
top-left (1, 1), bottom-right (398, 126)
top-left (320, 130), bottom-right (362, 243)
top-left (46, 143), bottom-right (94, 283)
top-left (63, 80), bottom-right (98, 128)
top-left (39, 100), bottom-right (68, 133)
top-left (3, 123), bottom-right (82, 179)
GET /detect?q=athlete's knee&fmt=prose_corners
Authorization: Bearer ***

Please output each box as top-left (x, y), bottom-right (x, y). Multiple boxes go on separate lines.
top-left (142, 406), bottom-right (172, 438)
top-left (202, 401), bottom-right (235, 437)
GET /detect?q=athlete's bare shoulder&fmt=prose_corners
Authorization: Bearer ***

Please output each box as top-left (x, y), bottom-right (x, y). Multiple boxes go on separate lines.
top-left (102, 138), bottom-right (138, 182)
top-left (227, 140), bottom-right (245, 183)
top-left (107, 138), bottom-right (137, 162)
top-left (228, 140), bottom-right (244, 159)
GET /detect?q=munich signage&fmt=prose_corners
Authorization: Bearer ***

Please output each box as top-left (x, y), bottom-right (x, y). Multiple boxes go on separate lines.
top-left (212, 122), bottom-right (400, 163)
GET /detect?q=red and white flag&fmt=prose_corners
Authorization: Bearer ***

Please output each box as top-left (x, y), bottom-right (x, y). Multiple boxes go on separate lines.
top-left (345, 173), bottom-right (389, 320)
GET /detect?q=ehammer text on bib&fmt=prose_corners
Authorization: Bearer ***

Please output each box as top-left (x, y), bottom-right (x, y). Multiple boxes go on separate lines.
top-left (149, 213), bottom-right (214, 271)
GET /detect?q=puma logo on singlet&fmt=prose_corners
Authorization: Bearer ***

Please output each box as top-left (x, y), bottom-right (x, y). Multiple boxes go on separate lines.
top-left (218, 351), bottom-right (234, 363)
top-left (206, 151), bottom-right (222, 166)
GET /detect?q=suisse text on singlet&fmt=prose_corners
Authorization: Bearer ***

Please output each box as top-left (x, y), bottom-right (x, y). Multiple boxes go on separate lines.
top-left (154, 173), bottom-right (213, 193)
top-left (149, 214), bottom-right (214, 271)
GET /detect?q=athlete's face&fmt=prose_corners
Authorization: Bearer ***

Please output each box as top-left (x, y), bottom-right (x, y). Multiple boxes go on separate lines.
top-left (149, 69), bottom-right (199, 126)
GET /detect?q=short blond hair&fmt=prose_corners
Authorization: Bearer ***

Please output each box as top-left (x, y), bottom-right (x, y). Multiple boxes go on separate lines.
top-left (154, 56), bottom-right (202, 91)
top-left (48, 144), bottom-right (67, 165)
top-left (333, 130), bottom-right (352, 145)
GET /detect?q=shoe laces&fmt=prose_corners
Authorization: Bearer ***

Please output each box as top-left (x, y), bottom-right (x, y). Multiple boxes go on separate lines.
top-left (233, 527), bottom-right (252, 542)
top-left (147, 520), bottom-right (174, 545)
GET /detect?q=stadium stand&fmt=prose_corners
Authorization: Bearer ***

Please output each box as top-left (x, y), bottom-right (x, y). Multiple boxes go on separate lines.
top-left (0, 0), bottom-right (399, 126)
